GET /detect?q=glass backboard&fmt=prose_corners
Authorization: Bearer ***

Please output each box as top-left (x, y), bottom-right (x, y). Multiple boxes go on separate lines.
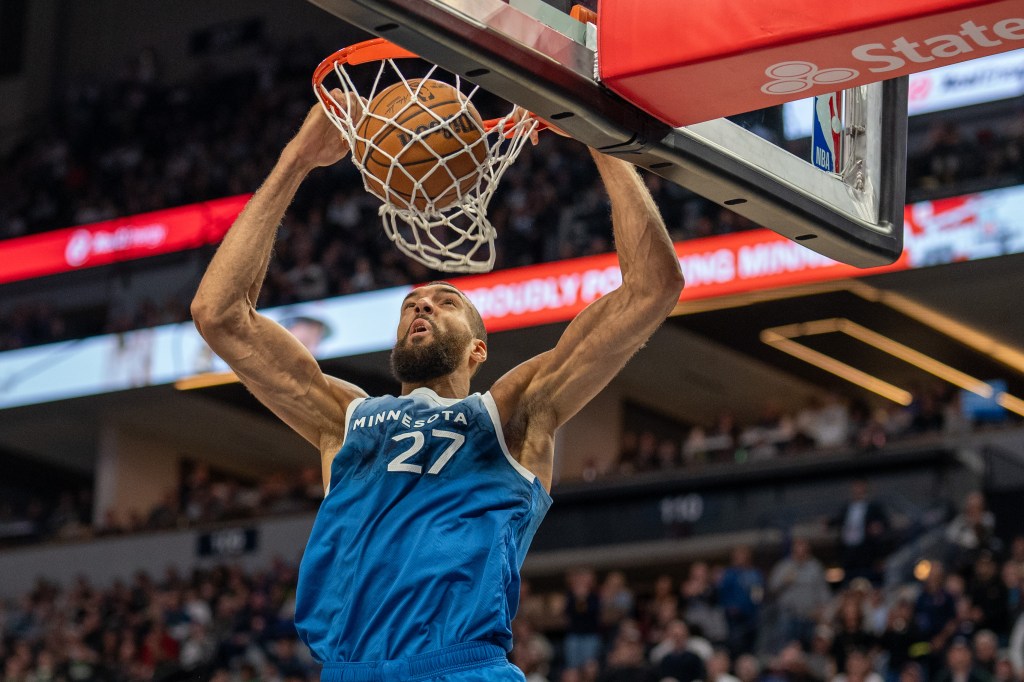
top-left (305, 0), bottom-right (908, 267)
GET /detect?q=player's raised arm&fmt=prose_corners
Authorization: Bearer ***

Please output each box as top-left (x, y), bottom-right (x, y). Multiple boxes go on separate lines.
top-left (191, 93), bottom-right (367, 463)
top-left (491, 148), bottom-right (683, 479)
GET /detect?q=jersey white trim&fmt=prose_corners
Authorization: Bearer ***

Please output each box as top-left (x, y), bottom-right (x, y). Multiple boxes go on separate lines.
top-left (344, 397), bottom-right (366, 432)
top-left (327, 397), bottom-right (366, 496)
top-left (481, 392), bottom-right (536, 484)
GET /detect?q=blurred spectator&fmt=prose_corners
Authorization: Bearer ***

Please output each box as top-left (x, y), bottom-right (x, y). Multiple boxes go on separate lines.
top-left (708, 648), bottom-right (741, 682)
top-left (598, 624), bottom-right (659, 682)
top-left (946, 492), bottom-right (1001, 576)
top-left (763, 642), bottom-right (819, 682)
top-left (769, 537), bottom-right (832, 648)
top-left (992, 656), bottom-right (1015, 682)
top-left (907, 384), bottom-right (951, 435)
top-left (865, 586), bottom-right (891, 637)
top-left (739, 401), bottom-right (795, 461)
top-left (517, 580), bottom-right (551, 632)
top-left (511, 618), bottom-right (554, 682)
top-left (564, 568), bottom-right (603, 672)
top-left (718, 545), bottom-right (765, 656)
top-left (796, 395), bottom-right (851, 450)
top-left (1007, 536), bottom-right (1024, 578)
top-left (649, 620), bottom-right (706, 682)
top-left (1008, 610), bottom-right (1024, 677)
top-left (833, 648), bottom-right (884, 682)
top-left (829, 479), bottom-right (890, 585)
top-left (1002, 560), bottom-right (1022, 624)
top-left (682, 561), bottom-right (728, 645)
top-left (645, 574), bottom-right (680, 642)
top-left (600, 570), bottom-right (636, 628)
top-left (831, 593), bottom-right (878, 674)
top-left (735, 654), bottom-right (763, 682)
top-left (915, 562), bottom-right (958, 664)
top-left (972, 630), bottom-right (999, 676)
top-left (806, 626), bottom-right (838, 682)
top-left (879, 598), bottom-right (926, 682)
top-left (933, 636), bottom-right (993, 682)
top-left (970, 553), bottom-right (1010, 634)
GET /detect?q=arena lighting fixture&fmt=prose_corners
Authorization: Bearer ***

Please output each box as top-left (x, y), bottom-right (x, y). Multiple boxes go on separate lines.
top-left (835, 319), bottom-right (992, 397)
top-left (674, 279), bottom-right (1024, 380)
top-left (763, 316), bottom-right (993, 394)
top-left (760, 326), bottom-right (913, 404)
top-left (173, 371), bottom-right (240, 390)
top-left (997, 393), bottom-right (1024, 418)
top-left (848, 282), bottom-right (1024, 375)
top-left (761, 318), bottom-right (1024, 415)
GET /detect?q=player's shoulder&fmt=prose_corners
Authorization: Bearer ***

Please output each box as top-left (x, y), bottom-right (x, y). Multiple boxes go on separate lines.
top-left (318, 376), bottom-right (371, 453)
top-left (324, 374), bottom-right (370, 405)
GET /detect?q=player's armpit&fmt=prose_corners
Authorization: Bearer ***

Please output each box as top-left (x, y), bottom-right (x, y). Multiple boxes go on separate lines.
top-left (193, 305), bottom-right (366, 455)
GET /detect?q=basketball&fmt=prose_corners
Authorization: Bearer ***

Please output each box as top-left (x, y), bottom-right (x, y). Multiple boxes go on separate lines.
top-left (355, 78), bottom-right (488, 211)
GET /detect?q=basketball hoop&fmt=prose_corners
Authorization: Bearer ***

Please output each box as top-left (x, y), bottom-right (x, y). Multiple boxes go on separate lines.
top-left (313, 38), bottom-right (543, 273)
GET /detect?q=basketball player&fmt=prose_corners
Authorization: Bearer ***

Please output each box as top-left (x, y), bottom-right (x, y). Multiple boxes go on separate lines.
top-left (191, 93), bottom-right (684, 680)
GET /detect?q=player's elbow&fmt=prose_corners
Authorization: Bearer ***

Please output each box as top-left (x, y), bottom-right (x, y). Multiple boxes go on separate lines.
top-left (659, 264), bottom-right (685, 300)
top-left (630, 261), bottom-right (684, 314)
top-left (190, 295), bottom-right (246, 338)
top-left (190, 294), bottom-right (217, 332)
top-left (654, 272), bottom-right (684, 316)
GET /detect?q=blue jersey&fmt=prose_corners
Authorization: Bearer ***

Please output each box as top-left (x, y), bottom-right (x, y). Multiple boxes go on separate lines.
top-left (294, 387), bottom-right (552, 664)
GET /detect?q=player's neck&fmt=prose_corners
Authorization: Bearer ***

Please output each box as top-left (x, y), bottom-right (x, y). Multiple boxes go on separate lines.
top-left (400, 373), bottom-right (471, 400)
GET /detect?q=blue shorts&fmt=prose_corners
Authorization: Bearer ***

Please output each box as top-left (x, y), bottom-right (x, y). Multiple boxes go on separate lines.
top-left (320, 642), bottom-right (525, 682)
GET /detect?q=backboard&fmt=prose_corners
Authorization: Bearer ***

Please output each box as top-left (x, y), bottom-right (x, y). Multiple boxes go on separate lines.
top-left (305, 0), bottom-right (908, 268)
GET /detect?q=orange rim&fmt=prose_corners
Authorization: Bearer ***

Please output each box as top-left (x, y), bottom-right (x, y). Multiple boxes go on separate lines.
top-left (312, 38), bottom-right (418, 87)
top-left (313, 37), bottom-right (546, 136)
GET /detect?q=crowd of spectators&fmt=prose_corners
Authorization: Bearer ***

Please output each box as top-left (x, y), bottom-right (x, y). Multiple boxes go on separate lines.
top-left (1, 559), bottom-right (318, 681)
top-left (3, 490), bottom-right (1023, 682)
top-left (609, 382), bottom-right (1017, 481)
top-left (510, 490), bottom-right (1024, 682)
top-left (2, 40), bottom-right (1022, 352)
top-left (906, 120), bottom-right (1024, 197)
top-left (0, 462), bottom-right (325, 549)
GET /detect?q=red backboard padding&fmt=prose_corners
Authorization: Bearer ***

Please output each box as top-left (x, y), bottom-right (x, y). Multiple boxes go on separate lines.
top-left (597, 0), bottom-right (1023, 126)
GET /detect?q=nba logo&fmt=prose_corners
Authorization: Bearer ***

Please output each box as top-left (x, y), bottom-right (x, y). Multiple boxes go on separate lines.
top-left (811, 92), bottom-right (842, 174)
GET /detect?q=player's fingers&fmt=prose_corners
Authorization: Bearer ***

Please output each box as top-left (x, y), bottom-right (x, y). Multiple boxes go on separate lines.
top-left (326, 89), bottom-right (366, 118)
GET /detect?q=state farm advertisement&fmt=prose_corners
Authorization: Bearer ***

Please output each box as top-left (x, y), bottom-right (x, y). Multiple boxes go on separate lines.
top-left (0, 195), bottom-right (250, 284)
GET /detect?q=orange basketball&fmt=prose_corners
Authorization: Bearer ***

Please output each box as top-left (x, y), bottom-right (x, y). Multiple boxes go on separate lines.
top-left (355, 78), bottom-right (488, 211)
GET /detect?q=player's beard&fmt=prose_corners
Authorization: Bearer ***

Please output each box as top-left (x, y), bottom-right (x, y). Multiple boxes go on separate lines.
top-left (390, 322), bottom-right (473, 384)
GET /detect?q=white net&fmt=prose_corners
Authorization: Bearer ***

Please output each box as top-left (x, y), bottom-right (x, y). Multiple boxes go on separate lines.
top-left (315, 52), bottom-right (539, 273)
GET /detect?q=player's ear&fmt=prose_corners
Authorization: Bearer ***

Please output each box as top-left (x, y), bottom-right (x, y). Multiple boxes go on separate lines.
top-left (470, 339), bottom-right (487, 365)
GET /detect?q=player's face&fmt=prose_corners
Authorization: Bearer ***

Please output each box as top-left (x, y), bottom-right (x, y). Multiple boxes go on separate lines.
top-left (390, 285), bottom-right (476, 383)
